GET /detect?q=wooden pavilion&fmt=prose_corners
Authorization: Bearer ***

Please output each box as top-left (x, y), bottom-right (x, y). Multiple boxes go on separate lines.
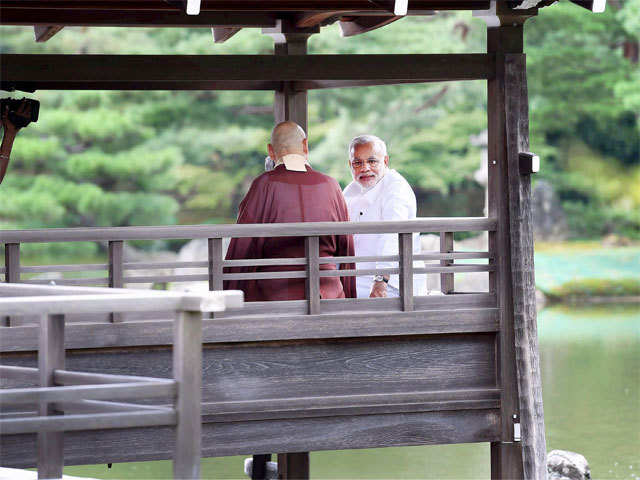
top-left (0, 1), bottom-right (604, 479)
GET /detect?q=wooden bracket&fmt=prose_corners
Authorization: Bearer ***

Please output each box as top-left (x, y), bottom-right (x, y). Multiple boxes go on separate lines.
top-left (473, 0), bottom-right (537, 27)
top-left (518, 152), bottom-right (539, 175)
top-left (34, 25), bottom-right (63, 42)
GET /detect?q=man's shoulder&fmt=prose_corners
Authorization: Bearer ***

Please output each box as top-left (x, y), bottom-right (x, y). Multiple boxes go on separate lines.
top-left (384, 169), bottom-right (414, 193)
top-left (308, 168), bottom-right (343, 189)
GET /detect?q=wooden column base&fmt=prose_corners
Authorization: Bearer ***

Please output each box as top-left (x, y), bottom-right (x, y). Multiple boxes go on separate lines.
top-left (278, 452), bottom-right (309, 480)
top-left (491, 441), bottom-right (523, 480)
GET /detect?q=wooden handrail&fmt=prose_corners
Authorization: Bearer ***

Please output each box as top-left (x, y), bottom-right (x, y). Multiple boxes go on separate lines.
top-left (0, 217), bottom-right (496, 243)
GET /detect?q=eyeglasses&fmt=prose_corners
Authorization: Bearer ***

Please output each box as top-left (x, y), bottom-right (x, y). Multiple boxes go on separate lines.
top-left (350, 158), bottom-right (382, 169)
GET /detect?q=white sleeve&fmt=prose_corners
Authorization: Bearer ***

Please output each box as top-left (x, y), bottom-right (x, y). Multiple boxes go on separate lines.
top-left (376, 190), bottom-right (413, 272)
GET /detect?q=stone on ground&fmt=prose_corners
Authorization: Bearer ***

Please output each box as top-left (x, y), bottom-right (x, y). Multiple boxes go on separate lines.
top-left (547, 450), bottom-right (591, 480)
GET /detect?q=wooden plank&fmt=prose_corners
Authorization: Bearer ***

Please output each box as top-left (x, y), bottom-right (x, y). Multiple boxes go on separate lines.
top-left (487, 24), bottom-right (525, 480)
top-left (398, 232), bottom-right (414, 311)
top-left (195, 335), bottom-right (497, 403)
top-left (505, 53), bottom-right (546, 480)
top-left (55, 399), bottom-right (173, 414)
top-left (173, 310), bottom-right (203, 479)
top-left (0, 290), bottom-right (241, 315)
top-left (440, 232), bottom-right (454, 294)
top-left (0, 9), bottom-right (279, 27)
top-left (226, 257), bottom-right (306, 267)
top-left (33, 25), bottom-right (63, 42)
top-left (108, 240), bottom-right (124, 322)
top-left (0, 307), bottom-right (499, 352)
top-left (0, 382), bottom-right (177, 405)
top-left (305, 236), bottom-right (320, 314)
top-left (0, 54), bottom-right (495, 91)
top-left (212, 26), bottom-right (242, 43)
top-left (124, 273), bottom-right (208, 283)
top-left (0, 409), bottom-right (500, 468)
top-left (125, 261), bottom-right (207, 270)
top-left (0, 218), bottom-right (496, 243)
top-left (1, 410), bottom-right (176, 435)
top-left (20, 263), bottom-right (107, 273)
top-left (223, 271), bottom-right (307, 281)
top-left (208, 238), bottom-right (224, 291)
top-left (0, 365), bottom-right (39, 381)
top-left (37, 313), bottom-right (64, 480)
top-left (202, 387), bottom-right (501, 417)
top-left (54, 369), bottom-right (175, 386)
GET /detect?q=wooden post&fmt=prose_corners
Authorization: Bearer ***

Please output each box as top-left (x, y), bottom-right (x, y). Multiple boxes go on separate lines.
top-left (252, 454), bottom-right (271, 480)
top-left (305, 236), bottom-right (320, 315)
top-left (483, 11), bottom-right (527, 480)
top-left (504, 53), bottom-right (547, 480)
top-left (266, 20), bottom-right (317, 134)
top-left (108, 240), bottom-right (124, 323)
top-left (277, 452), bottom-right (309, 480)
top-left (173, 309), bottom-right (203, 480)
top-left (3, 242), bottom-right (20, 326)
top-left (37, 313), bottom-right (65, 480)
top-left (398, 232), bottom-right (414, 311)
top-left (439, 232), bottom-right (454, 294)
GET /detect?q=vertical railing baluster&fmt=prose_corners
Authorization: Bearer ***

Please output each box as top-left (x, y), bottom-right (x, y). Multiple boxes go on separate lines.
top-left (398, 232), bottom-right (414, 311)
top-left (305, 236), bottom-right (320, 315)
top-left (440, 232), bottom-right (454, 294)
top-left (3, 242), bottom-right (20, 326)
top-left (208, 238), bottom-right (224, 291)
top-left (208, 238), bottom-right (224, 319)
top-left (173, 309), bottom-right (203, 480)
top-left (37, 313), bottom-right (65, 480)
top-left (108, 240), bottom-right (124, 323)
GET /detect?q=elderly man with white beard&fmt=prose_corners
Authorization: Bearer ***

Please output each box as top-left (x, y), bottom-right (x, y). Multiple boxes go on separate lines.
top-left (342, 134), bottom-right (426, 298)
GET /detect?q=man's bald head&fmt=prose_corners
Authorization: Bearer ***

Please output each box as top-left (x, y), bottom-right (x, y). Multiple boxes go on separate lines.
top-left (269, 121), bottom-right (308, 160)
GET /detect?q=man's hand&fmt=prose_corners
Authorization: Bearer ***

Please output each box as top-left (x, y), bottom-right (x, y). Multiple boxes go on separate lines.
top-left (2, 101), bottom-right (32, 135)
top-left (369, 280), bottom-right (388, 298)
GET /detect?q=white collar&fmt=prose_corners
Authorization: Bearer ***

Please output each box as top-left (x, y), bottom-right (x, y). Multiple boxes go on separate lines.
top-left (275, 153), bottom-right (308, 172)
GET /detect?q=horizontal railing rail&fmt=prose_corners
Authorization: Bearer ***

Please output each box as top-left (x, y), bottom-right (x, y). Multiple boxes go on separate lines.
top-left (0, 217), bottom-right (495, 242)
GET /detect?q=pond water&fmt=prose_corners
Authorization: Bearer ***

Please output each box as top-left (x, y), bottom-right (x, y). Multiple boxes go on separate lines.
top-left (63, 303), bottom-right (640, 480)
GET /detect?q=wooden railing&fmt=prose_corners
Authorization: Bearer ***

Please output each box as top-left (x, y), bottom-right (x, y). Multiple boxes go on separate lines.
top-left (0, 283), bottom-right (242, 480)
top-left (1, 218), bottom-right (496, 325)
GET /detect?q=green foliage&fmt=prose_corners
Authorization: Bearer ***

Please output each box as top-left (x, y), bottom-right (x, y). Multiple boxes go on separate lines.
top-left (545, 277), bottom-right (640, 300)
top-left (0, 5), bottom-right (637, 245)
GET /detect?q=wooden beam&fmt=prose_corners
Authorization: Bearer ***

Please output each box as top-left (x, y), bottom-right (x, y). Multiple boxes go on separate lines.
top-left (0, 1), bottom-right (491, 14)
top-left (338, 16), bottom-right (404, 37)
top-left (212, 27), bottom-right (242, 43)
top-left (0, 10), bottom-right (278, 28)
top-left (0, 54), bottom-right (494, 91)
top-left (33, 25), bottom-right (64, 42)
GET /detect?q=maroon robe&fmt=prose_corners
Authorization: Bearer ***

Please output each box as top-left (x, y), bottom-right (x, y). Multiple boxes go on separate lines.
top-left (224, 164), bottom-right (356, 301)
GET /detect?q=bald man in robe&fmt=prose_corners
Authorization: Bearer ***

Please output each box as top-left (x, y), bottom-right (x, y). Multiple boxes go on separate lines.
top-left (224, 121), bottom-right (356, 301)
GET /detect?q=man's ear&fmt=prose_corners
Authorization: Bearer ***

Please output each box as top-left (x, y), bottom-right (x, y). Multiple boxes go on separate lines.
top-left (268, 144), bottom-right (276, 160)
top-left (302, 138), bottom-right (309, 155)
top-left (384, 155), bottom-right (389, 167)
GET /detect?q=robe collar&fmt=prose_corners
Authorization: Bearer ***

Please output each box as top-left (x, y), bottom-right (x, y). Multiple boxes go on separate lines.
top-left (275, 153), bottom-right (308, 172)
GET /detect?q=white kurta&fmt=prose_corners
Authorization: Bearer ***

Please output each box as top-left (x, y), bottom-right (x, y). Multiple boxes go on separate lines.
top-left (343, 169), bottom-right (426, 298)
